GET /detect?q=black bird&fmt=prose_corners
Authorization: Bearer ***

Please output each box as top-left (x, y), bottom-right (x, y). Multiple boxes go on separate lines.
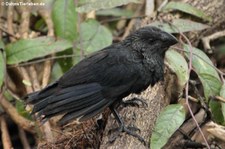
top-left (25, 26), bottom-right (177, 143)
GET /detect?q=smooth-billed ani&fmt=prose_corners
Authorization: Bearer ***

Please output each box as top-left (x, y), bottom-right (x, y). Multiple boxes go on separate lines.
top-left (25, 26), bottom-right (177, 143)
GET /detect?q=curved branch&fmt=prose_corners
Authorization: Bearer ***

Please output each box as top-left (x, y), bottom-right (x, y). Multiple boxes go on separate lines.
top-left (0, 93), bottom-right (35, 133)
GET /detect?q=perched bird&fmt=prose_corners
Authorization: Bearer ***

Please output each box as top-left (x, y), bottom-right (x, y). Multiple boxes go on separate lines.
top-left (25, 26), bottom-right (177, 143)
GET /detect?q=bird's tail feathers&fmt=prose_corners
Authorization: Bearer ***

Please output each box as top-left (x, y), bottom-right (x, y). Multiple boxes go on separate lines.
top-left (26, 83), bottom-right (110, 125)
top-left (24, 82), bottom-right (58, 104)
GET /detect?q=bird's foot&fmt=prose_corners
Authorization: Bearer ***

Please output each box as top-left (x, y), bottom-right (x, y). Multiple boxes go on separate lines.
top-left (121, 97), bottom-right (148, 108)
top-left (108, 125), bottom-right (146, 145)
top-left (109, 105), bottom-right (147, 145)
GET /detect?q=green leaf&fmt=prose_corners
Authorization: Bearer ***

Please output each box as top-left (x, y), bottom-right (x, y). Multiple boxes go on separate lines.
top-left (184, 45), bottom-right (223, 123)
top-left (34, 18), bottom-right (47, 33)
top-left (162, 2), bottom-right (212, 22)
top-left (184, 45), bottom-right (222, 100)
top-left (77, 0), bottom-right (140, 13)
top-left (151, 104), bottom-right (185, 149)
top-left (78, 19), bottom-right (112, 54)
top-left (3, 91), bottom-right (14, 101)
top-left (50, 62), bottom-right (63, 82)
top-left (220, 84), bottom-right (225, 122)
top-left (78, 0), bottom-right (89, 5)
top-left (52, 0), bottom-right (78, 72)
top-left (165, 49), bottom-right (189, 92)
top-left (96, 8), bottom-right (133, 17)
top-left (6, 37), bottom-right (73, 64)
top-left (16, 100), bottom-right (32, 120)
top-left (219, 44), bottom-right (225, 54)
top-left (0, 40), bottom-right (4, 49)
top-left (220, 84), bottom-right (225, 98)
top-left (149, 19), bottom-right (209, 33)
top-left (199, 74), bottom-right (222, 100)
top-left (0, 40), bottom-right (5, 88)
top-left (52, 0), bottom-right (78, 42)
top-left (57, 49), bottom-right (74, 73)
top-left (209, 100), bottom-right (224, 124)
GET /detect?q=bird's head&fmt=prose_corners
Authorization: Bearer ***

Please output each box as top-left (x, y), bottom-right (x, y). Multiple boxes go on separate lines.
top-left (124, 26), bottom-right (178, 55)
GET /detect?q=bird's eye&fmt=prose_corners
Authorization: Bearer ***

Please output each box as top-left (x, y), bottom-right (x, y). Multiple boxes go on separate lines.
top-left (148, 38), bottom-right (154, 43)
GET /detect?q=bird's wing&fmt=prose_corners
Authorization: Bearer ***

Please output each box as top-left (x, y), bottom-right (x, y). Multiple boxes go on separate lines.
top-left (58, 49), bottom-right (109, 86)
top-left (58, 46), bottom-right (140, 90)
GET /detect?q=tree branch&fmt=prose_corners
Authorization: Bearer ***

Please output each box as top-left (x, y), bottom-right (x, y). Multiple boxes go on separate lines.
top-left (0, 93), bottom-right (35, 133)
top-left (1, 116), bottom-right (13, 149)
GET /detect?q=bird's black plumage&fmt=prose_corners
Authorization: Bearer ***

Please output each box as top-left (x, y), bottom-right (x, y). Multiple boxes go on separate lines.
top-left (25, 26), bottom-right (177, 138)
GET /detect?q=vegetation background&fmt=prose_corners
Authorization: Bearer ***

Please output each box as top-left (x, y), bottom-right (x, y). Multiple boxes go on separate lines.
top-left (0, 0), bottom-right (225, 148)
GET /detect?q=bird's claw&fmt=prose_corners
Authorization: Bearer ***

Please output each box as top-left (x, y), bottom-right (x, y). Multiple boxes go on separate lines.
top-left (108, 125), bottom-right (146, 145)
top-left (109, 125), bottom-right (140, 134)
top-left (121, 97), bottom-right (148, 108)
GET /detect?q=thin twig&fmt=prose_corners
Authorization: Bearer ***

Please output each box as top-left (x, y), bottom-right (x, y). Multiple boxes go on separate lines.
top-left (190, 81), bottom-right (208, 109)
top-left (65, 135), bottom-right (77, 148)
top-left (122, 3), bottom-right (145, 39)
top-left (188, 96), bottom-right (198, 102)
top-left (18, 126), bottom-right (31, 149)
top-left (0, 26), bottom-right (19, 39)
top-left (6, 89), bottom-right (20, 100)
top-left (206, 121), bottom-right (225, 142)
top-left (38, 9), bottom-right (54, 88)
top-left (39, 11), bottom-right (54, 87)
top-left (7, 4), bottom-right (16, 41)
top-left (29, 66), bottom-right (41, 91)
top-left (167, 21), bottom-right (210, 148)
top-left (201, 30), bottom-right (225, 50)
top-left (38, 9), bottom-right (57, 142)
top-left (28, 66), bottom-right (54, 143)
top-left (19, 5), bottom-right (30, 39)
top-left (100, 15), bottom-right (147, 24)
top-left (0, 92), bottom-right (35, 133)
top-left (86, 11), bottom-right (96, 19)
top-left (19, 67), bottom-right (33, 93)
top-left (145, 0), bottom-right (155, 16)
top-left (1, 116), bottom-right (13, 149)
top-left (42, 60), bottom-right (52, 88)
top-left (19, 66), bottom-right (54, 142)
top-left (214, 96), bottom-right (225, 103)
top-left (180, 32), bottom-right (210, 149)
top-left (9, 54), bottom-right (82, 68)
top-left (50, 128), bottom-right (72, 137)
top-left (157, 0), bottom-right (168, 11)
top-left (42, 121), bottom-right (54, 143)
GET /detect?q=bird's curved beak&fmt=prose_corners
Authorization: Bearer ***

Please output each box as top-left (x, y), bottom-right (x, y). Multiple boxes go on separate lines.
top-left (163, 32), bottom-right (178, 46)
